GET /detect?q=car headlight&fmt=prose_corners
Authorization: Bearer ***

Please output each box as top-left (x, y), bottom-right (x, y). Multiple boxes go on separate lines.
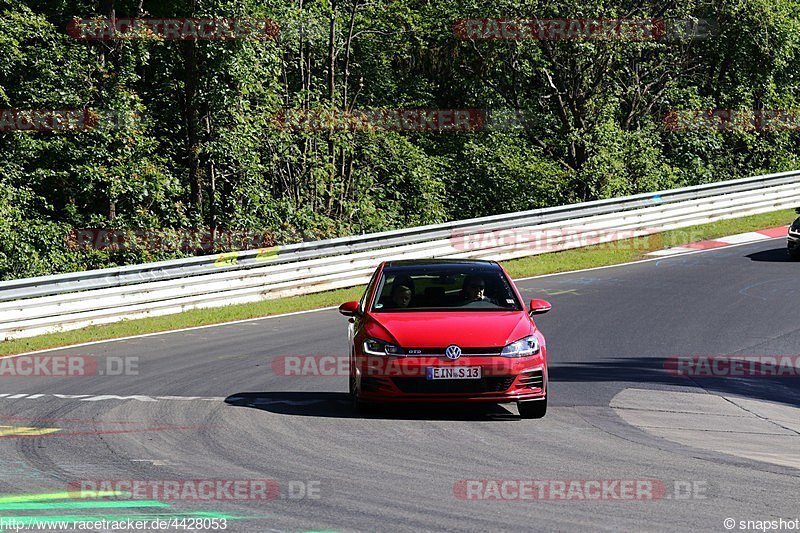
top-left (500, 336), bottom-right (540, 358)
top-left (363, 338), bottom-right (405, 356)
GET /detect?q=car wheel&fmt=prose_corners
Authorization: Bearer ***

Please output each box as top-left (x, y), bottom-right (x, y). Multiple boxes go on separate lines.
top-left (349, 375), bottom-right (361, 406)
top-left (350, 375), bottom-right (369, 412)
top-left (518, 398), bottom-right (547, 419)
top-left (352, 393), bottom-right (373, 414)
top-left (789, 248), bottom-right (800, 261)
top-left (352, 394), bottom-right (363, 411)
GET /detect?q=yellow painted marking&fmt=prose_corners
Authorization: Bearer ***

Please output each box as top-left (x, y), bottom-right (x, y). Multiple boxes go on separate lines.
top-left (255, 246), bottom-right (279, 261)
top-left (214, 252), bottom-right (239, 267)
top-left (537, 288), bottom-right (582, 296)
top-left (0, 425), bottom-right (60, 436)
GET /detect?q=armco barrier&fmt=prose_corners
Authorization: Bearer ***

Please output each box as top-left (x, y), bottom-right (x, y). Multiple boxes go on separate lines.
top-left (0, 170), bottom-right (798, 340)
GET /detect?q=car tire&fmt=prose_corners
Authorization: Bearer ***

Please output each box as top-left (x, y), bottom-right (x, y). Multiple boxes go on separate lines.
top-left (352, 394), bottom-right (373, 414)
top-left (789, 248), bottom-right (800, 261)
top-left (352, 396), bottom-right (366, 412)
top-left (350, 375), bottom-right (361, 408)
top-left (518, 398), bottom-right (547, 419)
top-left (350, 375), bottom-right (371, 413)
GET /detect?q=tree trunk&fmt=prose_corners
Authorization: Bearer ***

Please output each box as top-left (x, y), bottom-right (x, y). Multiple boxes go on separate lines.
top-left (182, 40), bottom-right (203, 220)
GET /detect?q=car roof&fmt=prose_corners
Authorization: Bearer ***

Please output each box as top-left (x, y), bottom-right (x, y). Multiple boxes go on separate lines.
top-left (382, 259), bottom-right (501, 271)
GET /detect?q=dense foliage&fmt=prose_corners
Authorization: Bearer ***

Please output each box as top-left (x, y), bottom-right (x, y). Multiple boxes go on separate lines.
top-left (1, 0), bottom-right (799, 279)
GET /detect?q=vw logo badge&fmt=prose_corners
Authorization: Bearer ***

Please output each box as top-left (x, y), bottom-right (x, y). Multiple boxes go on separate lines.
top-left (445, 344), bottom-right (462, 360)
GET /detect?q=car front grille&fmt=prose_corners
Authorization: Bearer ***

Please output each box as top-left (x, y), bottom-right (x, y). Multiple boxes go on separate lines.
top-left (403, 347), bottom-right (503, 356)
top-left (391, 376), bottom-right (515, 394)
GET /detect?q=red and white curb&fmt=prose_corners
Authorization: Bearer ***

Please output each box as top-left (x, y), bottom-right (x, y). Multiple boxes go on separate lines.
top-left (647, 226), bottom-right (789, 257)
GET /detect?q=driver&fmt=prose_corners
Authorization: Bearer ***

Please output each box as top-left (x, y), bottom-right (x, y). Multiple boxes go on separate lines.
top-left (459, 275), bottom-right (488, 303)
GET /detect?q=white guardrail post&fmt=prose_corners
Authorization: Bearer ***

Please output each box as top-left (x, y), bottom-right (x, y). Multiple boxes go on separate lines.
top-left (1, 170), bottom-right (799, 340)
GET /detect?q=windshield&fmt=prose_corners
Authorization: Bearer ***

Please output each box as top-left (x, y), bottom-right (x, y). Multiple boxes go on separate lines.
top-left (371, 265), bottom-right (522, 311)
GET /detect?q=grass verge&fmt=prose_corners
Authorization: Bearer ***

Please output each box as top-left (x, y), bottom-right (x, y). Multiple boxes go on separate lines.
top-left (1, 209), bottom-right (794, 355)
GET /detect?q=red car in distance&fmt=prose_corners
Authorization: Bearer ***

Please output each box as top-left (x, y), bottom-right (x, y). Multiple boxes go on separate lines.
top-left (339, 259), bottom-right (551, 418)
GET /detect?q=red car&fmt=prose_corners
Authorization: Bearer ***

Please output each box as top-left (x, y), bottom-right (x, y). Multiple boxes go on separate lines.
top-left (339, 259), bottom-right (551, 418)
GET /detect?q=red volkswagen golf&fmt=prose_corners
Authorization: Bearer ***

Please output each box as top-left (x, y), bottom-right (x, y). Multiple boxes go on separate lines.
top-left (339, 259), bottom-right (551, 418)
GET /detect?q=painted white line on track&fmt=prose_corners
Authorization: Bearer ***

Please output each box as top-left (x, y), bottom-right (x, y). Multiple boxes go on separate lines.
top-left (646, 247), bottom-right (695, 257)
top-left (14, 235), bottom-right (786, 355)
top-left (228, 397), bottom-right (347, 406)
top-left (0, 393), bottom-right (224, 403)
top-left (513, 235), bottom-right (785, 281)
top-left (10, 306), bottom-right (338, 358)
top-left (715, 232), bottom-right (771, 244)
top-left (645, 229), bottom-right (778, 256)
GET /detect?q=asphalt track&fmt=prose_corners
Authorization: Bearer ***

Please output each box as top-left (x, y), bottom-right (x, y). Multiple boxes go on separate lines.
top-left (0, 238), bottom-right (799, 532)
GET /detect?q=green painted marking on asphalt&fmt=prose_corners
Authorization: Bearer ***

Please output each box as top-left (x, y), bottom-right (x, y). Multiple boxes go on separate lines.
top-left (0, 512), bottom-right (249, 525)
top-left (184, 511), bottom-right (266, 519)
top-left (0, 491), bottom-right (123, 503)
top-left (0, 499), bottom-right (169, 511)
top-left (0, 513), bottom-right (245, 522)
top-left (0, 512), bottom-right (265, 532)
top-left (0, 491), bottom-right (268, 532)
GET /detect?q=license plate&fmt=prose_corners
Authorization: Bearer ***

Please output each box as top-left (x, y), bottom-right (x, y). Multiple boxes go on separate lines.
top-left (426, 366), bottom-right (481, 380)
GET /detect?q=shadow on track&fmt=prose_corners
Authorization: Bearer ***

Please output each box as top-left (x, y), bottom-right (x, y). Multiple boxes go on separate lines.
top-left (746, 247), bottom-right (793, 262)
top-left (224, 392), bottom-right (519, 421)
top-left (550, 356), bottom-right (800, 407)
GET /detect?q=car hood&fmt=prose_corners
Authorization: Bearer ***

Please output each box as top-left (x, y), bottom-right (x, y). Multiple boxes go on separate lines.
top-left (366, 311), bottom-right (533, 348)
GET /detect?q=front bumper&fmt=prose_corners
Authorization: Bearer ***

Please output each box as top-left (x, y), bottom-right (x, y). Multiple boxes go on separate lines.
top-left (354, 355), bottom-right (547, 403)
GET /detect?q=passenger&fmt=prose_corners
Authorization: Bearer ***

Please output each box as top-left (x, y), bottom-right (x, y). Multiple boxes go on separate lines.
top-left (385, 275), bottom-right (415, 308)
top-left (389, 284), bottom-right (413, 308)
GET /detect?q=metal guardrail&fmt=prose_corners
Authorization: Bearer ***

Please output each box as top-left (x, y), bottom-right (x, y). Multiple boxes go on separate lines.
top-left (1, 170), bottom-right (798, 340)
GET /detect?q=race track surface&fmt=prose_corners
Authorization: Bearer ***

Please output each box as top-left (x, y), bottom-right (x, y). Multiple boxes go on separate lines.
top-left (0, 239), bottom-right (798, 532)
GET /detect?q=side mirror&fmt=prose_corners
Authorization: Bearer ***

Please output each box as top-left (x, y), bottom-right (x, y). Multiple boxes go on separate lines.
top-left (529, 299), bottom-right (552, 315)
top-left (339, 301), bottom-right (361, 317)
